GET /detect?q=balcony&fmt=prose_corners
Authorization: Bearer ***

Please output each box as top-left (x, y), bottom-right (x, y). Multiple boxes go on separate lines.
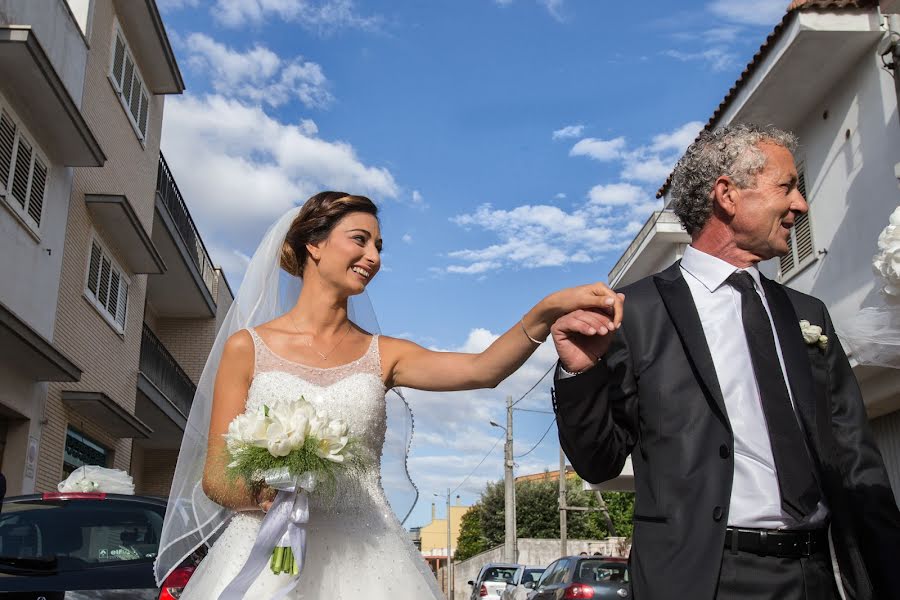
top-left (135, 324), bottom-right (195, 448)
top-left (608, 210), bottom-right (691, 288)
top-left (146, 153), bottom-right (217, 317)
top-left (111, 0), bottom-right (184, 94)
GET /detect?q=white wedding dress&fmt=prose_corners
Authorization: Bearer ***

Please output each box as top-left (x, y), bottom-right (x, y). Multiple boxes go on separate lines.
top-left (180, 329), bottom-right (444, 599)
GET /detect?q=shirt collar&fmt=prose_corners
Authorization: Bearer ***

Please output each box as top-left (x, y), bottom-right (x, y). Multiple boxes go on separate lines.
top-left (681, 245), bottom-right (763, 294)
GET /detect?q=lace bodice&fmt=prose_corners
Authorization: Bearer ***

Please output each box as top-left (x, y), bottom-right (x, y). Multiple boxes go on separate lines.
top-left (244, 328), bottom-right (388, 511)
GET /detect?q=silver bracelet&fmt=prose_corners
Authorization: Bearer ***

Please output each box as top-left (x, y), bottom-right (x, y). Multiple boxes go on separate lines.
top-left (559, 356), bottom-right (600, 376)
top-left (520, 320), bottom-right (546, 345)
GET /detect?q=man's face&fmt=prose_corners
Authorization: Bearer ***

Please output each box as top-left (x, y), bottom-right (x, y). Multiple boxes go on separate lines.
top-left (730, 142), bottom-right (809, 261)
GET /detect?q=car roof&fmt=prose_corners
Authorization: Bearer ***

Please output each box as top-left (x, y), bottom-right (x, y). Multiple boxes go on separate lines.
top-left (2, 493), bottom-right (168, 507)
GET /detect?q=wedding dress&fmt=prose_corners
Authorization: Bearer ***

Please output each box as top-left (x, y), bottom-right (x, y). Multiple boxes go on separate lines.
top-left (179, 329), bottom-right (444, 599)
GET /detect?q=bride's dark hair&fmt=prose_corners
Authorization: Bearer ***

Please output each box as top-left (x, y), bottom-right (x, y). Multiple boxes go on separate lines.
top-left (280, 191), bottom-right (379, 277)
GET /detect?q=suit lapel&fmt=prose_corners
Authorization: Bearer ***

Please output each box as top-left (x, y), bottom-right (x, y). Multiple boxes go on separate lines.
top-left (654, 262), bottom-right (731, 431)
top-left (759, 276), bottom-right (823, 455)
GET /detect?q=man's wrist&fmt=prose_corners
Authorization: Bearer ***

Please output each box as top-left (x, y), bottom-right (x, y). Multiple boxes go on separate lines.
top-left (559, 359), bottom-right (600, 377)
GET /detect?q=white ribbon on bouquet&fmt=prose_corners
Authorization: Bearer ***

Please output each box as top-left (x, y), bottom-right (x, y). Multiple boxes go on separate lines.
top-left (217, 470), bottom-right (317, 600)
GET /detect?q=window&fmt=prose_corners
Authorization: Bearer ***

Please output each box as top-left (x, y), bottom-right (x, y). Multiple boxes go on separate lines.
top-left (85, 236), bottom-right (130, 332)
top-left (778, 165), bottom-right (816, 281)
top-left (0, 107), bottom-right (48, 232)
top-left (109, 21), bottom-right (150, 142)
top-left (63, 427), bottom-right (108, 477)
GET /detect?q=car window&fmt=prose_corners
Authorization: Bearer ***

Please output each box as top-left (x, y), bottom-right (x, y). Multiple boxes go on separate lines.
top-left (537, 560), bottom-right (558, 586)
top-left (522, 568), bottom-right (544, 585)
top-left (545, 559), bottom-right (569, 585)
top-left (482, 566), bottom-right (518, 583)
top-left (574, 560), bottom-right (629, 584)
top-left (0, 498), bottom-right (165, 564)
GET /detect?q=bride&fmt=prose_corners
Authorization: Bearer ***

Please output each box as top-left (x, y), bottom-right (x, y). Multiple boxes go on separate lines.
top-left (154, 191), bottom-right (621, 599)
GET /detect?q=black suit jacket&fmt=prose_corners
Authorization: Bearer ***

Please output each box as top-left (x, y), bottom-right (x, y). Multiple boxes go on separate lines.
top-left (553, 261), bottom-right (900, 600)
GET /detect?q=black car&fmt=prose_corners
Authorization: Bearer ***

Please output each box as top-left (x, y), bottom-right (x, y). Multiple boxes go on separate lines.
top-left (529, 556), bottom-right (629, 599)
top-left (0, 492), bottom-right (197, 599)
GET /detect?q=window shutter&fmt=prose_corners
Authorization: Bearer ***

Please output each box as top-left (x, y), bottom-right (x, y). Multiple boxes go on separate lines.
top-left (128, 70), bottom-right (141, 125)
top-left (797, 169), bottom-right (808, 200)
top-left (98, 256), bottom-right (112, 307)
top-left (779, 236), bottom-right (796, 276)
top-left (88, 242), bottom-right (101, 295)
top-left (10, 135), bottom-right (32, 209)
top-left (27, 155), bottom-right (46, 226)
top-left (112, 34), bottom-right (126, 88)
top-left (138, 90), bottom-right (149, 138)
top-left (115, 280), bottom-right (128, 327)
top-left (108, 270), bottom-right (120, 317)
top-left (794, 212), bottom-right (814, 263)
top-left (0, 111), bottom-right (15, 190)
top-left (122, 54), bottom-right (135, 105)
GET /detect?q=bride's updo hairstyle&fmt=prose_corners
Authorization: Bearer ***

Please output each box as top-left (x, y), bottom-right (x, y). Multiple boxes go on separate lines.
top-left (280, 191), bottom-right (379, 277)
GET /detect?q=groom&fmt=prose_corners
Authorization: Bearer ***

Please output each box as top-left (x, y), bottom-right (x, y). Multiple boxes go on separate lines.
top-left (551, 123), bottom-right (900, 599)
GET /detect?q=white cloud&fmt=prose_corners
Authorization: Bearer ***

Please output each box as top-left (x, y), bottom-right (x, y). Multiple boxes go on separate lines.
top-left (663, 48), bottom-right (737, 72)
top-left (554, 192), bottom-right (567, 200)
top-left (620, 154), bottom-right (675, 184)
top-left (587, 182), bottom-right (646, 207)
top-left (552, 124), bottom-right (584, 140)
top-left (158, 0), bottom-right (199, 9)
top-left (213, 0), bottom-right (380, 31)
top-left (569, 137), bottom-right (626, 162)
top-left (650, 120), bottom-right (704, 153)
top-left (185, 34), bottom-right (332, 109)
top-left (540, 0), bottom-right (565, 22)
top-left (401, 332), bottom-right (562, 501)
top-left (160, 93), bottom-right (398, 262)
top-left (298, 118), bottom-right (318, 136)
top-left (402, 233), bottom-right (413, 244)
top-left (708, 0), bottom-right (787, 26)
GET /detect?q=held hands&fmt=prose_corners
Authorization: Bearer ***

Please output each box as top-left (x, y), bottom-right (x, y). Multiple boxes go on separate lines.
top-left (550, 285), bottom-right (625, 374)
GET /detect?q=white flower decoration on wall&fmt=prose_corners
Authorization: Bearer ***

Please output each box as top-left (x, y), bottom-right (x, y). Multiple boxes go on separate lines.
top-left (873, 206), bottom-right (900, 296)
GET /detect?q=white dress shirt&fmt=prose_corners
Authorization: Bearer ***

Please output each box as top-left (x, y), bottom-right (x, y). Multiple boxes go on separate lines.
top-left (680, 245), bottom-right (827, 529)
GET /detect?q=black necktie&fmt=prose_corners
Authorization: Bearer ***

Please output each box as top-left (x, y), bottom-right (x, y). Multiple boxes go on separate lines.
top-left (726, 271), bottom-right (821, 520)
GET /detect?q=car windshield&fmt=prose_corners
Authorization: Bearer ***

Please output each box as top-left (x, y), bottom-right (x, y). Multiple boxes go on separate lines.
top-left (522, 568), bottom-right (544, 584)
top-left (575, 560), bottom-right (629, 584)
top-left (483, 566), bottom-right (518, 583)
top-left (0, 498), bottom-right (164, 565)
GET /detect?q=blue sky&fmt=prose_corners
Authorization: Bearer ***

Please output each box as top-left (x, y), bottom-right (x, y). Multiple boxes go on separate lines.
top-left (156, 0), bottom-right (790, 529)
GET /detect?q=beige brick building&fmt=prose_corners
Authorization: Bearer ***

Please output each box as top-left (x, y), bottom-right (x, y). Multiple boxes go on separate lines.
top-left (0, 0), bottom-right (232, 498)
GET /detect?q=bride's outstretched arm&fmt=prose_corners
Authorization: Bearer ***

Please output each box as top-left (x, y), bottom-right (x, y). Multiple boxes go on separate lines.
top-left (202, 330), bottom-right (272, 511)
top-left (382, 282), bottom-right (622, 392)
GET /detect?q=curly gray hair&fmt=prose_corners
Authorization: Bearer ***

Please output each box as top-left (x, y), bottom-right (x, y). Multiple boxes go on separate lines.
top-left (669, 123), bottom-right (798, 235)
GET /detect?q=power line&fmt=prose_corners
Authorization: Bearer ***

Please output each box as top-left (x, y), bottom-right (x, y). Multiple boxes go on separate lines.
top-left (450, 432), bottom-right (505, 495)
top-left (511, 362), bottom-right (555, 408)
top-left (514, 417), bottom-right (557, 459)
top-left (513, 407), bottom-right (553, 414)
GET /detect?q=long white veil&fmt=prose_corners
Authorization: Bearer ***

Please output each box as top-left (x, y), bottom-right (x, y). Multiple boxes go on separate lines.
top-left (154, 207), bottom-right (418, 585)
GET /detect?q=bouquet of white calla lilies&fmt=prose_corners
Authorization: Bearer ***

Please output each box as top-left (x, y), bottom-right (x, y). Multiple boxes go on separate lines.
top-left (222, 396), bottom-right (367, 576)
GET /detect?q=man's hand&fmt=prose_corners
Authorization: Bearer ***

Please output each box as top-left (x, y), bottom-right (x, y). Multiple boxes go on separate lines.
top-left (551, 293), bottom-right (625, 373)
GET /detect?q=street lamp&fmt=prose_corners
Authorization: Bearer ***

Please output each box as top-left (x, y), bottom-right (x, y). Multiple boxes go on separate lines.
top-left (490, 396), bottom-right (517, 563)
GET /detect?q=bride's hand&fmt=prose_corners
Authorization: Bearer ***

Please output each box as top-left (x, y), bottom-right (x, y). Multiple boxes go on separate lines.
top-left (545, 282), bottom-right (623, 326)
top-left (551, 293), bottom-right (625, 373)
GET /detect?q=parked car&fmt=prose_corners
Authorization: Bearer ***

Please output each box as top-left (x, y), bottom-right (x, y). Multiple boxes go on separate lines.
top-left (468, 562), bottom-right (521, 599)
top-left (0, 492), bottom-right (198, 599)
top-left (500, 565), bottom-right (546, 600)
top-left (529, 556), bottom-right (629, 599)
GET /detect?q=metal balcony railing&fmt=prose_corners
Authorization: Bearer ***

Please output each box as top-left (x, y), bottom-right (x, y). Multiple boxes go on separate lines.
top-left (156, 153), bottom-right (217, 296)
top-left (140, 324), bottom-right (196, 418)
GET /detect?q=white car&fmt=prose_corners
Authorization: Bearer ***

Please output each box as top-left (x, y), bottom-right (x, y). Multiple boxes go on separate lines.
top-left (500, 565), bottom-right (546, 600)
top-left (468, 563), bottom-right (520, 600)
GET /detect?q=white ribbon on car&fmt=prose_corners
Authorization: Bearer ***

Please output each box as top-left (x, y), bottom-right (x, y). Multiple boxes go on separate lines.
top-left (217, 470), bottom-right (317, 600)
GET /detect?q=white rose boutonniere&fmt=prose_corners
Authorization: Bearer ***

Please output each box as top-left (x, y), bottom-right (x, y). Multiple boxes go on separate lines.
top-left (799, 320), bottom-right (828, 351)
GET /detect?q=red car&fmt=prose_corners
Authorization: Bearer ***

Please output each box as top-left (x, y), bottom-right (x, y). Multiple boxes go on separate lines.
top-left (0, 492), bottom-right (199, 600)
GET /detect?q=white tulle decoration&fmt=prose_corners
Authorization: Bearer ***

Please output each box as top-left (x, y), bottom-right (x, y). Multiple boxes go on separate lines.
top-left (835, 205), bottom-right (900, 369)
top-left (873, 206), bottom-right (900, 296)
top-left (58, 466), bottom-right (135, 495)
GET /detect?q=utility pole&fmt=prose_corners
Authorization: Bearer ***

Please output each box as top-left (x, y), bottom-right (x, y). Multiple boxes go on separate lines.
top-left (559, 445), bottom-right (567, 556)
top-left (504, 396), bottom-right (517, 563)
top-left (447, 488), bottom-right (454, 600)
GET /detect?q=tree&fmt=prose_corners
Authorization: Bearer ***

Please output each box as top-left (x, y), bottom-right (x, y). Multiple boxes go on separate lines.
top-left (454, 506), bottom-right (490, 562)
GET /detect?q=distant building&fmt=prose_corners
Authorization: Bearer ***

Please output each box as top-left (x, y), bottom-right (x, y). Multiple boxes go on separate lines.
top-left (418, 498), bottom-right (470, 574)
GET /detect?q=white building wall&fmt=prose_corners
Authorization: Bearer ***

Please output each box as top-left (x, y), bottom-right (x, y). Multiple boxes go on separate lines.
top-left (0, 0), bottom-right (89, 104)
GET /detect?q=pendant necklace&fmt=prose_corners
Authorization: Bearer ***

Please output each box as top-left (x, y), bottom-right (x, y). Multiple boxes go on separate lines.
top-left (289, 315), bottom-right (353, 361)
